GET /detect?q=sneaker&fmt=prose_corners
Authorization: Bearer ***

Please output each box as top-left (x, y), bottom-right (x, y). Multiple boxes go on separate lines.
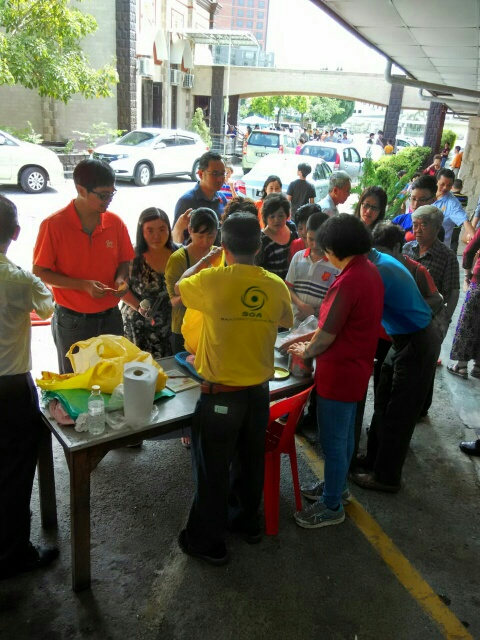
top-left (301, 480), bottom-right (352, 505)
top-left (178, 529), bottom-right (228, 566)
top-left (294, 501), bottom-right (345, 529)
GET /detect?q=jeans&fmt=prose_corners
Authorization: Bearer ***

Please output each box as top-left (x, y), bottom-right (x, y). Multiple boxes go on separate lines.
top-left (51, 305), bottom-right (124, 374)
top-left (186, 383), bottom-right (270, 553)
top-left (317, 395), bottom-right (357, 510)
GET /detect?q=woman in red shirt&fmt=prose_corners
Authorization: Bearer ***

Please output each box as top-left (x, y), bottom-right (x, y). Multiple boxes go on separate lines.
top-left (287, 214), bottom-right (384, 529)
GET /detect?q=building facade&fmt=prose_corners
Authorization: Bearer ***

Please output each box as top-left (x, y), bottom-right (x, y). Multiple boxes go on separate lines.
top-left (214, 0), bottom-right (270, 50)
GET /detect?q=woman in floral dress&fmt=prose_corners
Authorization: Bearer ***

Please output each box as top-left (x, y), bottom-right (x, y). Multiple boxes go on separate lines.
top-left (122, 208), bottom-right (178, 360)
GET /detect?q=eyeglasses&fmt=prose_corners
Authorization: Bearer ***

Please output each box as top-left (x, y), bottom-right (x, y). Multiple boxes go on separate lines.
top-left (410, 196), bottom-right (433, 204)
top-left (203, 171), bottom-right (227, 178)
top-left (361, 202), bottom-right (380, 212)
top-left (89, 189), bottom-right (117, 201)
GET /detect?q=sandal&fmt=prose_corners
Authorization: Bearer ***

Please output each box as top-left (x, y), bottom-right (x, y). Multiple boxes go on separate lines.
top-left (181, 437), bottom-right (191, 449)
top-left (471, 366), bottom-right (480, 379)
top-left (447, 364), bottom-right (468, 379)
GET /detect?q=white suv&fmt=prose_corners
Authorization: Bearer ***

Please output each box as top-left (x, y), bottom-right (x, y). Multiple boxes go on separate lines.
top-left (242, 129), bottom-right (297, 172)
top-left (0, 130), bottom-right (65, 193)
top-left (93, 128), bottom-right (208, 186)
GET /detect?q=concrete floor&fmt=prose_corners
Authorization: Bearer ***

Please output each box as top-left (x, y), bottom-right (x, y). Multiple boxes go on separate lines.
top-left (0, 283), bottom-right (479, 640)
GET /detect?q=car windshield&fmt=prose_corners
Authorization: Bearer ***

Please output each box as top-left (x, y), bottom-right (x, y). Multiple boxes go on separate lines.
top-left (301, 146), bottom-right (336, 162)
top-left (248, 132), bottom-right (280, 148)
top-left (115, 131), bottom-right (158, 147)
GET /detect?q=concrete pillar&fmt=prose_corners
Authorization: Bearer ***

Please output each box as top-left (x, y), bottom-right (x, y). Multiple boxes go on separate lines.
top-left (457, 116), bottom-right (480, 216)
top-left (210, 66), bottom-right (225, 135)
top-left (228, 95), bottom-right (239, 126)
top-left (423, 102), bottom-right (447, 162)
top-left (383, 84), bottom-right (404, 143)
top-left (116, 0), bottom-right (137, 132)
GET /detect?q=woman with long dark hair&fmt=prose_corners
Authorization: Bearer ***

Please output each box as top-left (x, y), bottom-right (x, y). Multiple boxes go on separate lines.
top-left (121, 208), bottom-right (177, 359)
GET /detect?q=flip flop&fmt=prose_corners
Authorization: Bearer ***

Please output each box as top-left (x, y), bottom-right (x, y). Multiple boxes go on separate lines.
top-left (447, 364), bottom-right (468, 379)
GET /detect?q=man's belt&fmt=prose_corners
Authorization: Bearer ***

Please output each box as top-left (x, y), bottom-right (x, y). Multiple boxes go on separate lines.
top-left (56, 305), bottom-right (117, 318)
top-left (200, 381), bottom-right (252, 394)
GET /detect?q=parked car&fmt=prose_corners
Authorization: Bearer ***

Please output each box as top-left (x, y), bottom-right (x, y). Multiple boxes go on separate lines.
top-left (93, 128), bottom-right (208, 186)
top-left (242, 129), bottom-right (297, 172)
top-left (299, 141), bottom-right (363, 182)
top-left (237, 154), bottom-right (332, 203)
top-left (395, 136), bottom-right (418, 150)
top-left (0, 130), bottom-right (65, 193)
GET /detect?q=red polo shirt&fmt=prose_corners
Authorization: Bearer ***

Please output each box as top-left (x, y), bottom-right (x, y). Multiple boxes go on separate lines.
top-left (315, 255), bottom-right (384, 402)
top-left (33, 200), bottom-right (134, 313)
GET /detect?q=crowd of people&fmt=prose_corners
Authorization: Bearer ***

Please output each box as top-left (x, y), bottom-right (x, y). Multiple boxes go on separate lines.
top-left (1, 147), bottom-right (478, 575)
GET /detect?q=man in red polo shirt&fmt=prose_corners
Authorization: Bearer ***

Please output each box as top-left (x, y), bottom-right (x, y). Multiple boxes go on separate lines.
top-left (33, 159), bottom-right (134, 373)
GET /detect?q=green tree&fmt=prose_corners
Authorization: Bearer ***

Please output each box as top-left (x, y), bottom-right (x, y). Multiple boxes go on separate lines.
top-left (0, 0), bottom-right (118, 102)
top-left (308, 97), bottom-right (354, 126)
top-left (250, 95), bottom-right (303, 125)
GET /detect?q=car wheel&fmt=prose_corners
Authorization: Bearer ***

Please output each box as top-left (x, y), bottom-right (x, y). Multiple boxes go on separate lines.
top-left (20, 166), bottom-right (47, 193)
top-left (190, 160), bottom-right (200, 181)
top-left (134, 163), bottom-right (152, 186)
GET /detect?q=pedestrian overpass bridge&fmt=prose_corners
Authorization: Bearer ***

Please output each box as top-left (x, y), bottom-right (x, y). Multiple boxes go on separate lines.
top-left (192, 65), bottom-right (426, 110)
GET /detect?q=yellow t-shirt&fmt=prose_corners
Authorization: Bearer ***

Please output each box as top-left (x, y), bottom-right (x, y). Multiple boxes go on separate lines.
top-left (179, 264), bottom-right (293, 386)
top-left (384, 144), bottom-right (394, 155)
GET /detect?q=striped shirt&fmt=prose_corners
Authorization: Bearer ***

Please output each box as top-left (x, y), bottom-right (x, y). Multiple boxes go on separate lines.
top-left (256, 227), bottom-right (298, 280)
top-left (286, 249), bottom-right (339, 325)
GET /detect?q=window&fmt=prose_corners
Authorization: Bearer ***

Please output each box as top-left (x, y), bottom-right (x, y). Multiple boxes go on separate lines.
top-left (237, 9), bottom-right (244, 16)
top-left (247, 9), bottom-right (253, 17)
top-left (256, 31), bottom-right (263, 40)
top-left (350, 148), bottom-right (361, 163)
top-left (258, 11), bottom-right (264, 18)
top-left (258, 0), bottom-right (265, 6)
top-left (237, 19), bottom-right (243, 26)
top-left (256, 21), bottom-right (263, 29)
top-left (246, 20), bottom-right (253, 27)
top-left (343, 149), bottom-right (351, 162)
top-left (247, 0), bottom-right (254, 5)
top-left (238, 0), bottom-right (245, 5)
top-left (177, 136), bottom-right (195, 146)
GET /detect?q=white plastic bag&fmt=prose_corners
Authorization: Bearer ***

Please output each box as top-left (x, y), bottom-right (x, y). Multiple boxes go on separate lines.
top-left (275, 315), bottom-right (318, 350)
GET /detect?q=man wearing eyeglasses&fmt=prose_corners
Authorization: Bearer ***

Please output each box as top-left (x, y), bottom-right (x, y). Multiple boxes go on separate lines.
top-left (33, 159), bottom-right (134, 373)
top-left (172, 151), bottom-right (228, 244)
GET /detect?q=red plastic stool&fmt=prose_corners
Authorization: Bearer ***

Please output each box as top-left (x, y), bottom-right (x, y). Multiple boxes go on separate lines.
top-left (264, 385), bottom-right (315, 536)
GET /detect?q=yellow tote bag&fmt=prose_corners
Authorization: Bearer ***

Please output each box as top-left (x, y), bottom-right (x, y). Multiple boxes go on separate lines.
top-left (36, 335), bottom-right (167, 394)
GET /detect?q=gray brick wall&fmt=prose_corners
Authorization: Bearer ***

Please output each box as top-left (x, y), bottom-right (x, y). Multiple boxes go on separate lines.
top-left (383, 84), bottom-right (404, 143)
top-left (210, 66), bottom-right (225, 135)
top-left (423, 102), bottom-right (447, 162)
top-left (116, 0), bottom-right (137, 132)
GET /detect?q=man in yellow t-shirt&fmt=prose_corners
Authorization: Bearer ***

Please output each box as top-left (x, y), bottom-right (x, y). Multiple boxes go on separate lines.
top-left (175, 213), bottom-right (293, 565)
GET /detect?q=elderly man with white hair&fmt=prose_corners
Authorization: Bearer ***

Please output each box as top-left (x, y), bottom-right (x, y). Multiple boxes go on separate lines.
top-left (403, 205), bottom-right (460, 417)
top-left (317, 171), bottom-right (351, 217)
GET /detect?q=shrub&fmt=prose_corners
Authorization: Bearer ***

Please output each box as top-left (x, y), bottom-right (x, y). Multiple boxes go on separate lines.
top-left (353, 146), bottom-right (431, 217)
top-left (441, 129), bottom-right (457, 150)
top-left (189, 108), bottom-right (211, 147)
top-left (1, 121), bottom-right (43, 144)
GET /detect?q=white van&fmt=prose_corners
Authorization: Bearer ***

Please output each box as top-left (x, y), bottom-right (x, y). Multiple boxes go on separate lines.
top-left (242, 129), bottom-right (297, 172)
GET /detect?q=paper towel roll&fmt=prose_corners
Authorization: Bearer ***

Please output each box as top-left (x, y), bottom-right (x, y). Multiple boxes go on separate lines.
top-left (123, 362), bottom-right (158, 429)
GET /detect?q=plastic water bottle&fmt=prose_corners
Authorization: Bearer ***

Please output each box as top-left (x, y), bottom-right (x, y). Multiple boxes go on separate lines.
top-left (88, 385), bottom-right (105, 435)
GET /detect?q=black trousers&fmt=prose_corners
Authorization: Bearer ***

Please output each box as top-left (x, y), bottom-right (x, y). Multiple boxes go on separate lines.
top-left (351, 337), bottom-right (392, 468)
top-left (365, 323), bottom-right (440, 485)
top-left (0, 373), bottom-right (42, 571)
top-left (51, 305), bottom-right (124, 374)
top-left (186, 382), bottom-right (270, 553)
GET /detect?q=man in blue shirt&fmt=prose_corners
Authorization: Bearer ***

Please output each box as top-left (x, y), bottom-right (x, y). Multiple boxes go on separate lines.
top-left (352, 249), bottom-right (441, 493)
top-left (434, 168), bottom-right (474, 248)
top-left (172, 151), bottom-right (228, 243)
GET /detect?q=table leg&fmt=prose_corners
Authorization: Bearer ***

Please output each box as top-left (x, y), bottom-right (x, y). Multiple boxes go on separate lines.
top-left (69, 450), bottom-right (92, 592)
top-left (37, 424), bottom-right (57, 529)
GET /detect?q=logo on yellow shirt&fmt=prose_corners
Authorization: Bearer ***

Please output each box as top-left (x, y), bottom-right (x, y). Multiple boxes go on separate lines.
top-left (241, 286), bottom-right (268, 317)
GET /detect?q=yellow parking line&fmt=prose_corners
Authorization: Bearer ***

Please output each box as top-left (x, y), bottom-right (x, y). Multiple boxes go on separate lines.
top-left (295, 436), bottom-right (473, 640)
